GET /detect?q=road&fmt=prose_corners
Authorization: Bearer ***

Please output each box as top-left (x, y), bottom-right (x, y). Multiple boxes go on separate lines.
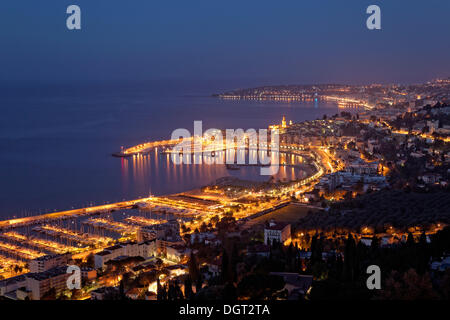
top-left (0, 199), bottom-right (147, 229)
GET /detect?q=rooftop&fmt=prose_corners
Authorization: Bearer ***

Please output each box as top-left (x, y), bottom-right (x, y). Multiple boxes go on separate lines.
top-left (265, 221), bottom-right (290, 231)
top-left (26, 266), bottom-right (67, 281)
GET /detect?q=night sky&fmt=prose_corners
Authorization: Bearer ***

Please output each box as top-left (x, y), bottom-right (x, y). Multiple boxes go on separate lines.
top-left (0, 0), bottom-right (449, 87)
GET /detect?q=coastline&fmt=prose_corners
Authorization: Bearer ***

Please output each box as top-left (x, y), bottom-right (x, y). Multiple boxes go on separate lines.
top-left (0, 142), bottom-right (323, 228)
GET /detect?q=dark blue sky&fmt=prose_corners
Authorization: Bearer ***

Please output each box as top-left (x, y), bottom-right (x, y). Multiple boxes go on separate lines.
top-left (0, 0), bottom-right (449, 87)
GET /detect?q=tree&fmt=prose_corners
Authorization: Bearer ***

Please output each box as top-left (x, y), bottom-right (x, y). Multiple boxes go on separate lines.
top-left (222, 282), bottom-right (237, 300)
top-left (417, 231), bottom-right (429, 274)
top-left (188, 252), bottom-right (201, 283)
top-left (221, 249), bottom-right (230, 284)
top-left (440, 269), bottom-right (450, 300)
top-left (376, 269), bottom-right (437, 300)
top-left (119, 279), bottom-right (126, 300)
top-left (200, 222), bottom-right (208, 233)
top-left (230, 243), bottom-right (240, 282)
top-left (237, 274), bottom-right (284, 299)
top-left (343, 234), bottom-right (356, 281)
top-left (157, 278), bottom-right (167, 300)
top-left (168, 280), bottom-right (184, 300)
top-left (371, 235), bottom-right (379, 251)
top-left (195, 278), bottom-right (203, 294)
top-left (310, 234), bottom-right (323, 264)
top-left (184, 276), bottom-right (194, 300)
top-left (406, 232), bottom-right (415, 247)
top-left (370, 235), bottom-right (380, 262)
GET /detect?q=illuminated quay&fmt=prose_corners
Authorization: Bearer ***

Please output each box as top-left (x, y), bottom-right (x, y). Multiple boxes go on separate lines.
top-left (0, 117), bottom-right (343, 290)
top-left (0, 123), bottom-right (335, 233)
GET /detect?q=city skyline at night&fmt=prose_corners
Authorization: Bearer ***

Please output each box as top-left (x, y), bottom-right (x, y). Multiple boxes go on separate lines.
top-left (0, 0), bottom-right (449, 309)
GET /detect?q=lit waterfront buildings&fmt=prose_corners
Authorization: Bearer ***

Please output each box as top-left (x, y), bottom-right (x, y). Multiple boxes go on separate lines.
top-left (0, 78), bottom-right (448, 300)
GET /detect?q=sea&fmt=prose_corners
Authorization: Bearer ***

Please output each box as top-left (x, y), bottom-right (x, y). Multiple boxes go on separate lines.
top-left (0, 82), bottom-right (344, 220)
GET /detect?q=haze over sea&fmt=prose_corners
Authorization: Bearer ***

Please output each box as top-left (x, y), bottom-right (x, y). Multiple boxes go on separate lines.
top-left (0, 81), bottom-right (343, 219)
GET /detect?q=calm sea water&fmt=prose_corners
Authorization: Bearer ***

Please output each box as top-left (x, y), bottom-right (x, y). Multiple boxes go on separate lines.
top-left (0, 83), bottom-right (342, 219)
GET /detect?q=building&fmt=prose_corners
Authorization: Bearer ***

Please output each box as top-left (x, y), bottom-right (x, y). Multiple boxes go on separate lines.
top-left (165, 244), bottom-right (190, 263)
top-left (94, 241), bottom-right (156, 269)
top-left (156, 237), bottom-right (184, 255)
top-left (269, 116), bottom-right (288, 131)
top-left (246, 244), bottom-right (270, 258)
top-left (0, 275), bottom-right (27, 298)
top-left (139, 239), bottom-right (157, 258)
top-left (91, 286), bottom-right (120, 300)
top-left (431, 256), bottom-right (450, 272)
top-left (264, 220), bottom-right (291, 245)
top-left (190, 232), bottom-right (216, 244)
top-left (201, 262), bottom-right (220, 280)
top-left (94, 245), bottom-right (124, 269)
top-left (137, 226), bottom-right (157, 242)
top-left (270, 272), bottom-right (313, 299)
top-left (29, 253), bottom-right (71, 273)
top-left (25, 266), bottom-right (70, 300)
top-left (137, 219), bottom-right (181, 242)
top-left (346, 159), bottom-right (379, 175)
top-left (94, 251), bottom-right (113, 270)
top-left (81, 267), bottom-right (97, 283)
top-left (420, 173), bottom-right (442, 184)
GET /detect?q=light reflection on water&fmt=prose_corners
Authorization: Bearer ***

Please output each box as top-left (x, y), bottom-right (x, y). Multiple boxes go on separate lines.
top-left (0, 88), bottom-right (351, 217)
top-left (121, 149), bottom-right (309, 195)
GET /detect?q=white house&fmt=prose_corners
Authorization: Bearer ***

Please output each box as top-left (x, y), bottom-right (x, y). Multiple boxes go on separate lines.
top-left (264, 221), bottom-right (291, 245)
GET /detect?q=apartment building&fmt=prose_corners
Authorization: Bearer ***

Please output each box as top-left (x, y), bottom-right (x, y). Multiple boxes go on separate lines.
top-left (94, 240), bottom-right (156, 269)
top-left (29, 253), bottom-right (72, 273)
top-left (25, 266), bottom-right (69, 300)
